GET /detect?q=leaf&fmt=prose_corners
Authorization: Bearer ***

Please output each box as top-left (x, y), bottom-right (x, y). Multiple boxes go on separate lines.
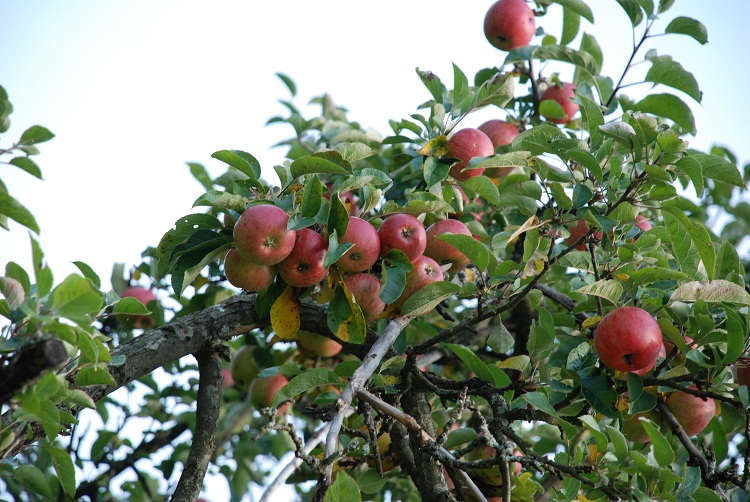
top-left (578, 95), bottom-right (605, 141)
top-left (275, 72), bottom-right (297, 96)
top-left (113, 296), bottom-right (152, 316)
top-left (156, 213), bottom-right (223, 275)
top-left (463, 175), bottom-right (501, 206)
top-left (511, 125), bottom-right (567, 155)
top-left (45, 445), bottom-right (76, 497)
top-left (550, 0), bottom-right (595, 22)
top-left (9, 157), bottom-right (43, 179)
top-left (451, 63), bottom-right (472, 116)
top-left (401, 281), bottom-right (461, 318)
top-left (633, 93), bottom-right (696, 135)
top-left (19, 125), bottom-right (54, 145)
top-left (640, 418), bottom-right (674, 466)
top-left (379, 251), bottom-right (412, 304)
top-left (333, 142), bottom-right (376, 162)
top-left (271, 367), bottom-right (343, 407)
top-left (615, 0), bottom-right (643, 26)
top-left (328, 286), bottom-right (366, 344)
top-left (645, 58), bottom-right (701, 102)
top-left (271, 285), bottom-right (301, 340)
top-left (211, 150), bottom-right (261, 180)
top-left (0, 192), bottom-right (39, 234)
top-left (665, 16), bottom-right (708, 45)
top-left (358, 470), bottom-right (389, 494)
top-left (187, 162), bottom-right (213, 190)
top-left (663, 210), bottom-right (715, 280)
top-left (470, 71), bottom-right (514, 110)
top-left (627, 373), bottom-right (657, 414)
top-left (528, 308), bottom-right (555, 361)
top-left (0, 276), bottom-right (24, 310)
top-left (437, 234), bottom-right (496, 272)
top-left (327, 191), bottom-right (350, 238)
top-left (416, 68), bottom-right (447, 104)
top-left (488, 320), bottom-right (514, 354)
top-left (76, 364), bottom-right (117, 386)
top-left (51, 274), bottom-right (103, 321)
top-left (13, 465), bottom-right (53, 499)
top-left (676, 153), bottom-right (744, 188)
top-left (443, 343), bottom-right (497, 385)
top-left (670, 280), bottom-right (750, 306)
top-left (581, 373), bottom-right (619, 418)
top-left (326, 471), bottom-right (361, 502)
top-left (290, 151), bottom-right (352, 180)
top-left (324, 231), bottom-right (354, 269)
top-left (416, 135), bottom-right (448, 157)
top-left (625, 268), bottom-right (689, 291)
top-left (574, 280), bottom-right (623, 306)
top-left (170, 233), bottom-right (232, 296)
top-left (192, 190), bottom-right (248, 212)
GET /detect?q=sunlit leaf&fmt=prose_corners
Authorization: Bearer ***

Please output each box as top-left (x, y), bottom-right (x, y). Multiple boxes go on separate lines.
top-left (271, 285), bottom-right (301, 340)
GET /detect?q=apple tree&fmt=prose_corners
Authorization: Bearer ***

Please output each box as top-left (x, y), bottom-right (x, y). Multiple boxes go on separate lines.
top-left (2, 1), bottom-right (750, 501)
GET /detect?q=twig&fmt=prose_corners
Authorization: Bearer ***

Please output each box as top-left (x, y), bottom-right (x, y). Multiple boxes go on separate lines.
top-left (656, 400), bottom-right (711, 481)
top-left (323, 316), bottom-right (410, 486)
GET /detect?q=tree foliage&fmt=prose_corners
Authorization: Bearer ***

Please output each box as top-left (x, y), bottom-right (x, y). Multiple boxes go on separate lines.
top-left (2, 1), bottom-right (750, 501)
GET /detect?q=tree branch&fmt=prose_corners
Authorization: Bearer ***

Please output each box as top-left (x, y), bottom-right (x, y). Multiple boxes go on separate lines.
top-left (0, 337), bottom-right (67, 406)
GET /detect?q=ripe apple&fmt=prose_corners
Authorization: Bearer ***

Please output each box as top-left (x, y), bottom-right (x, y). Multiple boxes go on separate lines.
top-left (635, 214), bottom-right (652, 232)
top-left (665, 386), bottom-right (716, 437)
top-left (335, 217), bottom-right (380, 273)
top-left (230, 345), bottom-right (259, 390)
top-left (484, 0), bottom-right (536, 51)
top-left (223, 248), bottom-right (277, 292)
top-left (234, 204), bottom-right (296, 265)
top-left (220, 368), bottom-right (234, 388)
top-left (278, 228), bottom-right (329, 288)
top-left (564, 219), bottom-right (590, 251)
top-left (395, 255), bottom-right (444, 310)
top-left (594, 306), bottom-right (663, 373)
top-left (120, 286), bottom-right (157, 328)
top-left (344, 273), bottom-right (386, 322)
top-left (541, 82), bottom-right (579, 124)
top-left (424, 219), bottom-right (472, 274)
top-left (298, 330), bottom-right (342, 358)
top-left (446, 128), bottom-right (495, 181)
top-left (632, 342), bottom-right (667, 377)
top-left (378, 213), bottom-right (427, 262)
top-left (249, 373), bottom-right (291, 415)
top-left (478, 119), bottom-right (519, 148)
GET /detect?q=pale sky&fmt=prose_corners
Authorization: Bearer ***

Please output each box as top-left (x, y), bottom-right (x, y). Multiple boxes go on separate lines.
top-left (1, 1), bottom-right (749, 499)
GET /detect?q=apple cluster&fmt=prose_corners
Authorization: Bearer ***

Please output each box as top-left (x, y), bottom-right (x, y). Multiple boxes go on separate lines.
top-left (223, 196), bottom-right (480, 321)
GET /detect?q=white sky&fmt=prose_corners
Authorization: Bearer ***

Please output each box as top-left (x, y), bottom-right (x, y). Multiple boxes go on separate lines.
top-left (1, 1), bottom-right (749, 499)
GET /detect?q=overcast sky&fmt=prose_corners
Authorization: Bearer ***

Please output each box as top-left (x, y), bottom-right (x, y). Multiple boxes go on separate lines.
top-left (1, 1), bottom-right (749, 498)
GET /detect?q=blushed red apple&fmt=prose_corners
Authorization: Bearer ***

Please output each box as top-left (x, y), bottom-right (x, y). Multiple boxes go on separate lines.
top-left (378, 213), bottom-right (427, 262)
top-left (336, 216), bottom-right (380, 273)
top-left (594, 306), bottom-right (663, 373)
top-left (230, 345), bottom-right (260, 390)
top-left (234, 204), bottom-right (296, 265)
top-left (278, 228), bottom-right (329, 288)
top-left (249, 373), bottom-right (291, 415)
top-left (424, 219), bottom-right (472, 274)
top-left (298, 330), bottom-right (342, 358)
top-left (665, 386), bottom-right (715, 437)
top-left (447, 128), bottom-right (494, 181)
top-left (484, 0), bottom-right (536, 51)
top-left (344, 273), bottom-right (386, 322)
top-left (631, 342), bottom-right (667, 377)
top-left (224, 248), bottom-right (276, 292)
top-left (635, 215), bottom-right (652, 232)
top-left (541, 82), bottom-right (579, 124)
top-left (395, 255), bottom-right (444, 310)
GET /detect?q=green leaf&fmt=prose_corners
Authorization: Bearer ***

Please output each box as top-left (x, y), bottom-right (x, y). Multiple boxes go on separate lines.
top-left (518, 45), bottom-right (599, 75)
top-left (416, 68), bottom-right (447, 104)
top-left (690, 487), bottom-right (725, 502)
top-left (290, 151), bottom-right (353, 180)
top-left (550, 0), bottom-right (595, 22)
top-left (326, 471), bottom-right (361, 502)
top-left (0, 276), bottom-right (24, 310)
top-left (0, 192), bottom-right (39, 234)
top-left (113, 296), bottom-right (152, 315)
top-left (443, 343), bottom-right (497, 385)
top-left (51, 274), bottom-right (103, 321)
top-left (663, 209), bottom-right (715, 280)
top-left (677, 153), bottom-right (744, 188)
top-left (187, 162), bottom-right (213, 190)
top-left (271, 367), bottom-right (343, 407)
top-left (640, 418), bottom-right (674, 466)
top-left (380, 252), bottom-right (412, 305)
top-left (724, 309), bottom-right (746, 365)
top-left (625, 268), bottom-right (689, 292)
top-left (327, 191), bottom-right (349, 238)
top-left (451, 63), bottom-right (471, 116)
top-left (328, 286), bottom-right (366, 344)
top-left (527, 308), bottom-right (555, 360)
top-left (192, 190), bottom-right (249, 212)
top-left (633, 93), bottom-right (696, 135)
top-left (571, 183), bottom-right (593, 209)
top-left (606, 425), bottom-right (628, 462)
top-left (578, 95), bottom-right (605, 142)
top-left (211, 150), bottom-right (261, 180)
top-left (5, 261), bottom-right (30, 296)
top-left (156, 213), bottom-right (223, 276)
top-left (470, 71), bottom-right (514, 110)
top-left (627, 373), bottom-right (657, 414)
top-left (437, 234), bottom-right (496, 272)
top-left (670, 280), bottom-right (750, 306)
top-left (665, 16), bottom-right (708, 45)
top-left (75, 363), bottom-right (117, 386)
top-left (333, 142), bottom-right (376, 163)
top-left (169, 230), bottom-right (233, 296)
top-left (645, 58), bottom-right (701, 102)
top-left (19, 125), bottom-right (54, 145)
top-left (276, 72), bottom-right (297, 96)
top-left (72, 261), bottom-right (101, 289)
top-left (300, 175), bottom-right (323, 218)
top-left (574, 279), bottom-right (623, 306)
top-left (560, 8), bottom-right (581, 46)
top-left (66, 388), bottom-right (96, 409)
top-left (581, 373), bottom-right (619, 418)
top-left (615, 0), bottom-right (643, 26)
top-left (463, 175), bottom-right (501, 206)
top-left (45, 445), bottom-right (76, 497)
top-left (511, 125), bottom-right (567, 155)
top-left (401, 281), bottom-right (461, 318)
top-left (487, 320), bottom-right (514, 354)
top-left (358, 470), bottom-right (388, 494)
top-left (9, 157), bottom-right (43, 179)
top-left (14, 465), bottom-right (53, 499)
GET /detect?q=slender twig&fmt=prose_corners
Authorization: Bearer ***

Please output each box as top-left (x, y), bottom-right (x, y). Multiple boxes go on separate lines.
top-left (656, 401), bottom-right (711, 479)
top-left (323, 316), bottom-right (410, 486)
top-left (604, 17), bottom-right (655, 108)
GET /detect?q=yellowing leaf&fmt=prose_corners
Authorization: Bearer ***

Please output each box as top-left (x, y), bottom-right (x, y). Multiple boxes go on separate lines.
top-left (416, 135), bottom-right (448, 156)
top-left (271, 285), bottom-right (300, 341)
top-left (582, 316), bottom-right (602, 329)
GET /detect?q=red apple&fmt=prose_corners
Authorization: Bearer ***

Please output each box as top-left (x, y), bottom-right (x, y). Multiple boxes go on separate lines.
top-left (378, 213), bottom-right (427, 262)
top-left (221, 368), bottom-right (234, 388)
top-left (594, 306), bottom-right (663, 373)
top-left (344, 273), bottom-right (386, 322)
top-left (635, 215), bottom-right (652, 232)
top-left (631, 342), bottom-right (667, 377)
top-left (541, 82), bottom-right (579, 124)
top-left (564, 219), bottom-right (601, 251)
top-left (120, 286), bottom-right (157, 328)
top-left (395, 255), bottom-right (444, 310)
top-left (484, 0), bottom-right (536, 51)
top-left (230, 345), bottom-right (260, 390)
top-left (665, 386), bottom-right (715, 437)
top-left (249, 373), bottom-right (291, 415)
top-left (234, 204), bottom-right (296, 265)
top-left (478, 119), bottom-right (519, 147)
top-left (336, 217), bottom-right (380, 273)
top-left (298, 330), bottom-right (342, 358)
top-left (278, 228), bottom-right (329, 288)
top-left (447, 128), bottom-right (494, 181)
top-left (424, 219), bottom-right (472, 274)
top-left (224, 248), bottom-right (277, 292)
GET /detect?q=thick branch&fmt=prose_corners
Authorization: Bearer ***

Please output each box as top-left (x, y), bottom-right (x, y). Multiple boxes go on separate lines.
top-left (171, 346), bottom-right (223, 501)
top-left (0, 337), bottom-right (67, 405)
